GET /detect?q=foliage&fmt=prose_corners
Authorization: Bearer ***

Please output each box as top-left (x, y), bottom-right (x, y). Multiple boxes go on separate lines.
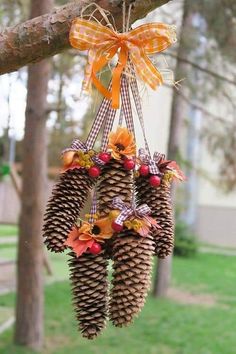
top-left (174, 220), bottom-right (198, 257)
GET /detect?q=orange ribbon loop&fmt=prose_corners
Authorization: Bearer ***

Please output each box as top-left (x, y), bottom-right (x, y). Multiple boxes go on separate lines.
top-left (69, 19), bottom-right (176, 109)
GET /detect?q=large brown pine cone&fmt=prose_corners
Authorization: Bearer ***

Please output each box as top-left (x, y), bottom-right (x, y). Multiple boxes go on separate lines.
top-left (109, 230), bottom-right (154, 327)
top-left (97, 158), bottom-right (133, 257)
top-left (43, 169), bottom-right (94, 253)
top-left (68, 250), bottom-right (108, 339)
top-left (136, 175), bottom-right (174, 258)
top-left (97, 158), bottom-right (133, 216)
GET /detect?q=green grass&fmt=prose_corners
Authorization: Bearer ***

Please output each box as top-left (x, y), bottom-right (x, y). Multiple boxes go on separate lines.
top-left (172, 253), bottom-right (236, 300)
top-left (0, 253), bottom-right (236, 354)
top-left (0, 224), bottom-right (18, 237)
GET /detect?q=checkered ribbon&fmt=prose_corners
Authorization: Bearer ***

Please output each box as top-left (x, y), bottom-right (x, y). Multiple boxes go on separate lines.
top-left (101, 105), bottom-right (117, 151)
top-left (130, 73), bottom-right (151, 156)
top-left (139, 148), bottom-right (165, 175)
top-left (69, 19), bottom-right (176, 108)
top-left (88, 189), bottom-right (97, 224)
top-left (86, 86), bottom-right (112, 150)
top-left (101, 75), bottom-right (135, 150)
top-left (120, 75), bottom-right (135, 136)
top-left (112, 197), bottom-right (151, 226)
top-left (63, 139), bottom-right (104, 166)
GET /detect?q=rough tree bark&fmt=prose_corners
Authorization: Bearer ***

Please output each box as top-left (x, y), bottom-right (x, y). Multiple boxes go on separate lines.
top-left (0, 0), bottom-right (172, 75)
top-left (14, 0), bottom-right (53, 350)
top-left (153, 0), bottom-right (192, 297)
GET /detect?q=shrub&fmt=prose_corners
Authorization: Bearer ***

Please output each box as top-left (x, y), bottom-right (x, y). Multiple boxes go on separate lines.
top-left (174, 220), bottom-right (198, 257)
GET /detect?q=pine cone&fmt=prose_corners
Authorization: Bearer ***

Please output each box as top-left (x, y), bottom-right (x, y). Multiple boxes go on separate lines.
top-left (97, 158), bottom-right (133, 257)
top-left (109, 230), bottom-right (154, 327)
top-left (97, 159), bottom-right (133, 216)
top-left (43, 169), bottom-right (94, 253)
top-left (136, 176), bottom-right (174, 258)
top-left (68, 251), bottom-right (108, 339)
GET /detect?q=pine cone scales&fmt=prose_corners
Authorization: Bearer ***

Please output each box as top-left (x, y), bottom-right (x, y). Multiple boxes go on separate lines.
top-left (43, 169), bottom-right (94, 252)
top-left (136, 176), bottom-right (174, 258)
top-left (109, 230), bottom-right (154, 327)
top-left (97, 159), bottom-right (133, 215)
top-left (68, 251), bottom-right (109, 339)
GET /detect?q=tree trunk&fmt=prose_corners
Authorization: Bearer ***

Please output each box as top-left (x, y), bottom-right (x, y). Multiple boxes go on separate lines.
top-left (14, 0), bottom-right (53, 350)
top-left (0, 0), bottom-right (172, 75)
top-left (153, 0), bottom-right (193, 297)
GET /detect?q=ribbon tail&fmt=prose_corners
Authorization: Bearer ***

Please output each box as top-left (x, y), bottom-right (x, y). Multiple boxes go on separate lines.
top-left (111, 45), bottom-right (129, 109)
top-left (91, 46), bottom-right (118, 101)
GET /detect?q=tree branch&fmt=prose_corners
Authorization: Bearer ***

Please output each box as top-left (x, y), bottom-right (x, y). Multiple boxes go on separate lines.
top-left (166, 51), bottom-right (236, 86)
top-left (0, 0), bottom-right (172, 75)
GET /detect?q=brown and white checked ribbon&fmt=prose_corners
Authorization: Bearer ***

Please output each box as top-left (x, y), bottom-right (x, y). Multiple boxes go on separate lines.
top-left (139, 148), bottom-right (165, 176)
top-left (112, 197), bottom-right (151, 226)
top-left (101, 105), bottom-right (117, 151)
top-left (120, 75), bottom-right (135, 137)
top-left (130, 75), bottom-right (151, 156)
top-left (101, 74), bottom-right (136, 150)
top-left (86, 96), bottom-right (112, 150)
top-left (88, 188), bottom-right (98, 224)
top-left (62, 139), bottom-right (105, 166)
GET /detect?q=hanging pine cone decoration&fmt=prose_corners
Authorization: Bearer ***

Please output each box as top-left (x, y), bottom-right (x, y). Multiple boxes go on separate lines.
top-left (68, 250), bottom-right (109, 339)
top-left (97, 127), bottom-right (135, 258)
top-left (110, 229), bottom-right (154, 326)
top-left (43, 169), bottom-right (94, 252)
top-left (136, 151), bottom-right (186, 258)
top-left (97, 126), bottom-right (136, 214)
top-left (65, 213), bottom-right (115, 338)
top-left (43, 141), bottom-right (100, 253)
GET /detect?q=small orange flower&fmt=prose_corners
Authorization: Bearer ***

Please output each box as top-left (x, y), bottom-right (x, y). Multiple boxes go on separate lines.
top-left (64, 225), bottom-right (94, 257)
top-left (90, 217), bottom-right (114, 242)
top-left (65, 217), bottom-right (114, 257)
top-left (107, 127), bottom-right (136, 160)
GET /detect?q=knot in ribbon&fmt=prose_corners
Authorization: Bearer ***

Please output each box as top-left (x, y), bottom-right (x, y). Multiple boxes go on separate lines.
top-left (63, 139), bottom-right (104, 166)
top-left (69, 19), bottom-right (176, 109)
top-left (139, 148), bottom-right (165, 175)
top-left (112, 197), bottom-right (151, 226)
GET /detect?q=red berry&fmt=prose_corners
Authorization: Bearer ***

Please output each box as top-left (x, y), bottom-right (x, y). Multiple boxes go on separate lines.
top-left (88, 166), bottom-right (101, 178)
top-left (90, 242), bottom-right (102, 255)
top-left (149, 175), bottom-right (161, 187)
top-left (112, 221), bottom-right (123, 232)
top-left (98, 152), bottom-right (111, 163)
top-left (139, 164), bottom-right (150, 176)
top-left (123, 159), bottom-right (135, 170)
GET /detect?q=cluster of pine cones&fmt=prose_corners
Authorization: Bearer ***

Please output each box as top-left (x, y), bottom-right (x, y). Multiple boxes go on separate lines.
top-left (43, 154), bottom-right (174, 339)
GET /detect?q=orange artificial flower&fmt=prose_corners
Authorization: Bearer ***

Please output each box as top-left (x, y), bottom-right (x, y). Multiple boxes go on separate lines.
top-left (92, 217), bottom-right (114, 241)
top-left (65, 217), bottom-right (114, 257)
top-left (64, 225), bottom-right (94, 257)
top-left (107, 127), bottom-right (136, 160)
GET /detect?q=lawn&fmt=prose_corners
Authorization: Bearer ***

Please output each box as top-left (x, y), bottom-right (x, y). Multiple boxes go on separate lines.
top-left (0, 224), bottom-right (18, 237)
top-left (0, 252), bottom-right (236, 354)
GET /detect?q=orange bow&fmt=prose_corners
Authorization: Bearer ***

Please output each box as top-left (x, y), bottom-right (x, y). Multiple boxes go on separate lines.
top-left (69, 19), bottom-right (176, 109)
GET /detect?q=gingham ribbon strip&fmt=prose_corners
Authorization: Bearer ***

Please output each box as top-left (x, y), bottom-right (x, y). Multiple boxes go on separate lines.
top-left (63, 139), bottom-right (104, 166)
top-left (88, 189), bottom-right (97, 224)
top-left (112, 197), bottom-right (151, 226)
top-left (139, 148), bottom-right (165, 175)
top-left (120, 75), bottom-right (135, 136)
top-left (86, 96), bottom-right (111, 150)
top-left (101, 106), bottom-right (117, 151)
top-left (130, 73), bottom-right (151, 156)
